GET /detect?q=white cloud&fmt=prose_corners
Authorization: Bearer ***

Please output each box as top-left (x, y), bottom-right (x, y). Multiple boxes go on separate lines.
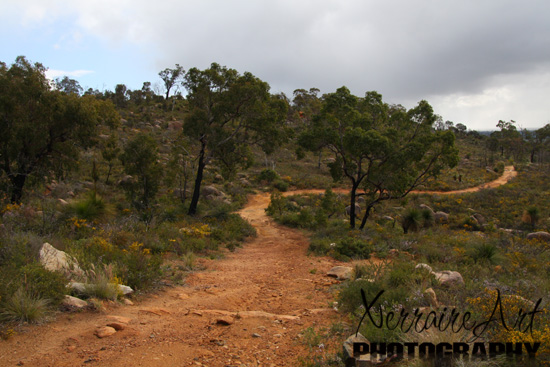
top-left (46, 69), bottom-right (94, 79)
top-left (430, 70), bottom-right (550, 130)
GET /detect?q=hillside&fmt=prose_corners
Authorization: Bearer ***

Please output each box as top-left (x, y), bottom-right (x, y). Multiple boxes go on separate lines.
top-left (2, 59), bottom-right (550, 366)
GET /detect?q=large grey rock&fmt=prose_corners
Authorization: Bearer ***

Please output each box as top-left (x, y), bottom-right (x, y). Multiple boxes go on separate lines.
top-left (39, 243), bottom-right (83, 278)
top-left (62, 295), bottom-right (88, 309)
top-left (118, 284), bottom-right (134, 295)
top-left (434, 270), bottom-right (464, 287)
top-left (345, 204), bottom-right (361, 217)
top-left (201, 185), bottom-right (222, 197)
top-left (527, 231), bottom-right (550, 243)
top-left (69, 282), bottom-right (133, 296)
top-left (327, 266), bottom-right (353, 280)
top-left (69, 282), bottom-right (87, 294)
top-left (415, 263), bottom-right (433, 273)
top-left (343, 332), bottom-right (369, 361)
top-left (419, 204), bottom-right (435, 214)
top-left (57, 198), bottom-right (69, 206)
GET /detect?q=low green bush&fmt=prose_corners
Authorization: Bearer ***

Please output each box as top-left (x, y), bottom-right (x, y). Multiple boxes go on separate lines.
top-left (272, 179), bottom-right (289, 192)
top-left (0, 288), bottom-right (50, 323)
top-left (258, 169), bottom-right (279, 182)
top-left (334, 237), bottom-right (373, 260)
top-left (72, 192), bottom-right (106, 220)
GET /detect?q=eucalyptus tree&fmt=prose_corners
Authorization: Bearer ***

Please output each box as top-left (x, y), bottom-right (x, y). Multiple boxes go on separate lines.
top-left (183, 63), bottom-right (288, 215)
top-left (299, 86), bottom-right (459, 229)
top-left (159, 64), bottom-right (184, 100)
top-left (0, 56), bottom-right (119, 203)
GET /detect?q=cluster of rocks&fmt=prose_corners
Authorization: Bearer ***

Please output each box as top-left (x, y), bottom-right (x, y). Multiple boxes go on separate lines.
top-left (95, 315), bottom-right (132, 338)
top-left (38, 243), bottom-right (134, 309)
top-left (415, 263), bottom-right (465, 288)
top-left (201, 185), bottom-right (231, 205)
top-left (419, 204), bottom-right (449, 224)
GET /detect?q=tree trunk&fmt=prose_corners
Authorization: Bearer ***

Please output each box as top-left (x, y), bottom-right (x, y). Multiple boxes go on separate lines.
top-left (349, 184), bottom-right (358, 229)
top-left (105, 164), bottom-right (112, 185)
top-left (359, 204), bottom-right (375, 230)
top-left (188, 142), bottom-right (206, 215)
top-left (9, 173), bottom-right (27, 204)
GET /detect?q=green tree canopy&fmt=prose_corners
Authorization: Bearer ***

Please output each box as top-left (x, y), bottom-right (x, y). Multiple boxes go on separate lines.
top-left (299, 86), bottom-right (459, 229)
top-left (0, 56), bottom-right (119, 203)
top-left (491, 120), bottom-right (523, 160)
top-left (159, 64), bottom-right (184, 100)
top-left (182, 62), bottom-right (289, 215)
top-left (54, 76), bottom-right (83, 95)
top-left (120, 133), bottom-right (162, 210)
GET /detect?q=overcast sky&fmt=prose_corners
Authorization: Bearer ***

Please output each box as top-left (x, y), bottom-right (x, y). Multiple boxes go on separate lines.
top-left (1, 0), bottom-right (549, 130)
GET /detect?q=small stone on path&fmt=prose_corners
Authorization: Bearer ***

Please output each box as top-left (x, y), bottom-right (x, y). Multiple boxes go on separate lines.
top-left (95, 326), bottom-right (116, 338)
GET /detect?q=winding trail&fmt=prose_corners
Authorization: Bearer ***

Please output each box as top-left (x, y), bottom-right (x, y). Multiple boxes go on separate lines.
top-left (286, 165), bottom-right (517, 197)
top-left (0, 167), bottom-right (517, 366)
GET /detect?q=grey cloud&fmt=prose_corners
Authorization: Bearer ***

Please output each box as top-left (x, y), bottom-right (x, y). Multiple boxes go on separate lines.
top-left (10, 0), bottom-right (550, 128)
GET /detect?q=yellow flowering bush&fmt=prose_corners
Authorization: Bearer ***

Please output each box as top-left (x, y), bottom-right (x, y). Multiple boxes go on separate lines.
top-left (179, 224), bottom-right (211, 238)
top-left (1, 202), bottom-right (20, 214)
top-left (467, 288), bottom-right (549, 360)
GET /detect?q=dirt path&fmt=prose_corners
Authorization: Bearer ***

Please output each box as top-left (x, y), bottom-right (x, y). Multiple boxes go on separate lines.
top-left (0, 166), bottom-right (517, 366)
top-left (411, 165), bottom-right (517, 195)
top-left (0, 194), bottom-right (347, 367)
top-left (286, 165), bottom-right (517, 196)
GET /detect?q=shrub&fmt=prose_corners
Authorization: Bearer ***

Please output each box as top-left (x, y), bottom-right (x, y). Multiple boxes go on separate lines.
top-left (494, 161), bottom-right (505, 173)
top-left (72, 192), bottom-right (106, 220)
top-left (119, 250), bottom-right (162, 291)
top-left (401, 208), bottom-right (422, 234)
top-left (0, 288), bottom-right (50, 323)
top-left (78, 264), bottom-right (121, 301)
top-left (258, 169), bottom-right (279, 182)
top-left (265, 191), bottom-right (287, 217)
top-left (297, 208), bottom-right (316, 228)
top-left (523, 206), bottom-right (539, 227)
top-left (308, 238), bottom-right (333, 256)
top-left (334, 237), bottom-right (373, 259)
top-left (420, 208), bottom-right (434, 228)
top-left (272, 179), bottom-right (289, 192)
top-left (210, 213), bottom-right (256, 243)
top-left (19, 264), bottom-right (68, 306)
top-left (182, 252), bottom-right (196, 270)
top-left (471, 243), bottom-right (499, 264)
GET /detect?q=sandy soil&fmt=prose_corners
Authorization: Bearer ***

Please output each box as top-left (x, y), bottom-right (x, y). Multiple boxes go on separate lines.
top-left (0, 166), bottom-right (517, 366)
